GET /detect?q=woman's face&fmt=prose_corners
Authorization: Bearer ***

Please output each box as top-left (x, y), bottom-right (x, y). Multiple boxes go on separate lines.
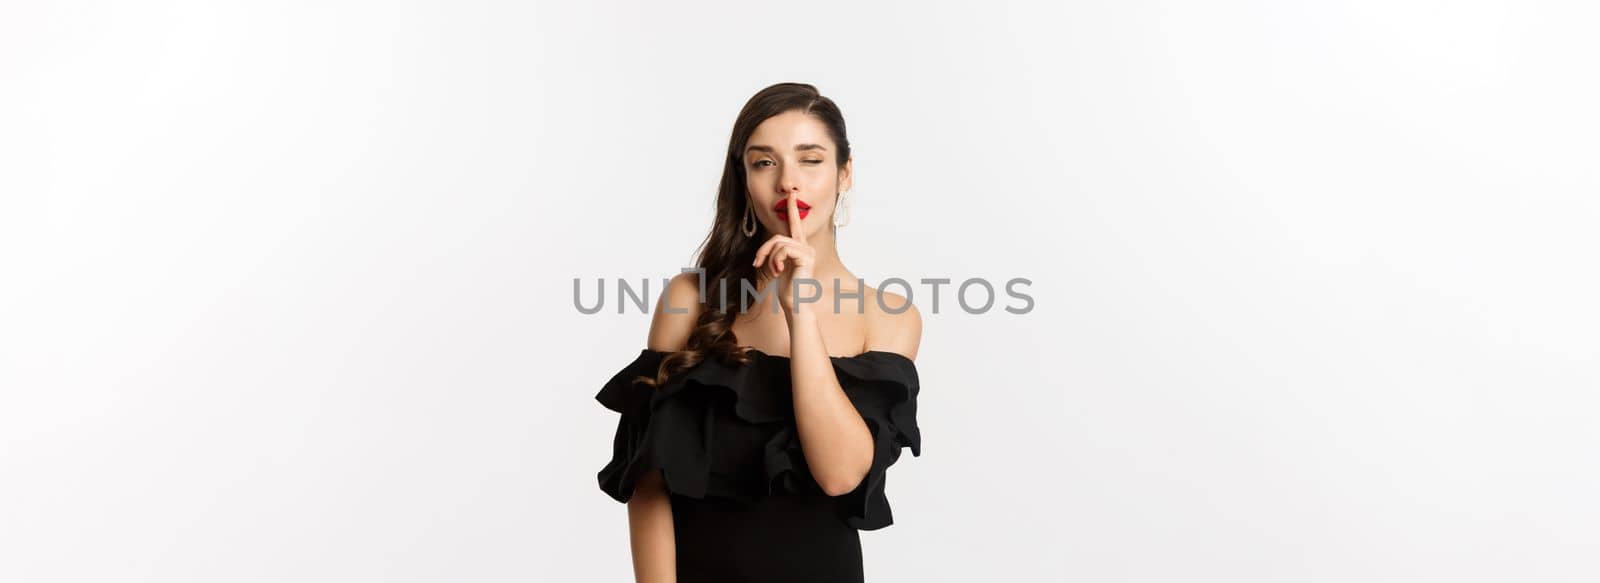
top-left (741, 110), bottom-right (852, 240)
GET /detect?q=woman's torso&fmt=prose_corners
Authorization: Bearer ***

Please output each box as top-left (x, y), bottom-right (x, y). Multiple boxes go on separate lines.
top-left (671, 281), bottom-right (878, 582)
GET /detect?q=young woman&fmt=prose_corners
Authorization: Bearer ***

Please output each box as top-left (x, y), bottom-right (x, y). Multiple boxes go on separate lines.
top-left (595, 82), bottom-right (923, 583)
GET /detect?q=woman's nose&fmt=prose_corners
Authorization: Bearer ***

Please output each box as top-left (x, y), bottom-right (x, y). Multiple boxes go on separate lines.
top-left (777, 172), bottom-right (800, 193)
top-left (774, 164), bottom-right (798, 191)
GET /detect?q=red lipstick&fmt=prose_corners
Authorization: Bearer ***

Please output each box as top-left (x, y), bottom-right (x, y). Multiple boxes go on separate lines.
top-left (774, 198), bottom-right (810, 220)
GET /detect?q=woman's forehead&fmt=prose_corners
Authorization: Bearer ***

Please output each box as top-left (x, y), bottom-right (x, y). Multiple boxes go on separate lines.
top-left (749, 111), bottom-right (830, 145)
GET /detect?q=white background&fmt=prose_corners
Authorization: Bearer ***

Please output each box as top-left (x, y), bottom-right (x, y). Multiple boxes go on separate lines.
top-left (3, 1), bottom-right (1597, 581)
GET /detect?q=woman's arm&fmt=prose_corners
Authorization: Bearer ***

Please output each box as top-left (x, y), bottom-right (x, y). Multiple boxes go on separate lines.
top-left (785, 306), bottom-right (875, 496)
top-left (627, 470), bottom-right (676, 583)
top-left (785, 290), bottom-right (922, 496)
top-left (621, 272), bottom-right (705, 582)
top-left (752, 198), bottom-right (924, 496)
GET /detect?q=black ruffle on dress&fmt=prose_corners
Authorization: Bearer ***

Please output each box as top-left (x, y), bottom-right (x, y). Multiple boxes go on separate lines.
top-left (596, 347), bottom-right (922, 583)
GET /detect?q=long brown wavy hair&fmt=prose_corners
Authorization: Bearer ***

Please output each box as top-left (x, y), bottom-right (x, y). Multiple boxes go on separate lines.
top-left (635, 82), bottom-right (853, 389)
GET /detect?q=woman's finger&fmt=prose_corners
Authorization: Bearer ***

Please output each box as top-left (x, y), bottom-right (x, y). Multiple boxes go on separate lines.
top-left (752, 238), bottom-right (772, 267)
top-left (786, 195), bottom-right (803, 238)
top-left (752, 235), bottom-right (796, 267)
top-left (763, 242), bottom-right (785, 277)
top-left (752, 236), bottom-right (782, 267)
top-left (770, 243), bottom-right (792, 274)
top-left (771, 246), bottom-right (787, 278)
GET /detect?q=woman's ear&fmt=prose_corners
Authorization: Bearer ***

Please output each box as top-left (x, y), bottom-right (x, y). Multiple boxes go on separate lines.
top-left (839, 157), bottom-right (853, 192)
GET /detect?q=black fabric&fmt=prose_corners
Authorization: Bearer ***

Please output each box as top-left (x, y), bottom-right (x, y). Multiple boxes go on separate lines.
top-left (595, 347), bottom-right (922, 582)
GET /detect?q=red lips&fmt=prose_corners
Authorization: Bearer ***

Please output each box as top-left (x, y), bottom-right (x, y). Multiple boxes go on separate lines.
top-left (774, 198), bottom-right (810, 220)
top-left (774, 198), bottom-right (811, 211)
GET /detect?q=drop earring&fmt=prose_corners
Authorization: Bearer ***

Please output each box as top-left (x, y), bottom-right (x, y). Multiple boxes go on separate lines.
top-left (832, 190), bottom-right (851, 228)
top-left (741, 202), bottom-right (758, 236)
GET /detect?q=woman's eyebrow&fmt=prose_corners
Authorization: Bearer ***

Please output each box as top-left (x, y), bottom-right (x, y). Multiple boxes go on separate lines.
top-left (745, 143), bottom-right (829, 155)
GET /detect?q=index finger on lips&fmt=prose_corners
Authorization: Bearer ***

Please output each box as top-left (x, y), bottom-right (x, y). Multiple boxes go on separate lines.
top-left (787, 194), bottom-right (802, 238)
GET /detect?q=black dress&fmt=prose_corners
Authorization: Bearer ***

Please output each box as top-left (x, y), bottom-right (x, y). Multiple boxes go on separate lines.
top-left (595, 347), bottom-right (922, 583)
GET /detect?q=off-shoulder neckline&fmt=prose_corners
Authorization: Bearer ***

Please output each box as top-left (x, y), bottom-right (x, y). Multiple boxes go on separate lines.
top-left (640, 346), bottom-right (913, 364)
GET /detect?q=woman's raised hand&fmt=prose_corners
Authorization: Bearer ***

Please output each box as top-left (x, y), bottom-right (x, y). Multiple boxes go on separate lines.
top-left (751, 193), bottom-right (817, 314)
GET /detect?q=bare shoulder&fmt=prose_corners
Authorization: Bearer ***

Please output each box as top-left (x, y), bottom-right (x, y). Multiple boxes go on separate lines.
top-left (647, 271), bottom-right (703, 352)
top-left (862, 285), bottom-right (922, 361)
